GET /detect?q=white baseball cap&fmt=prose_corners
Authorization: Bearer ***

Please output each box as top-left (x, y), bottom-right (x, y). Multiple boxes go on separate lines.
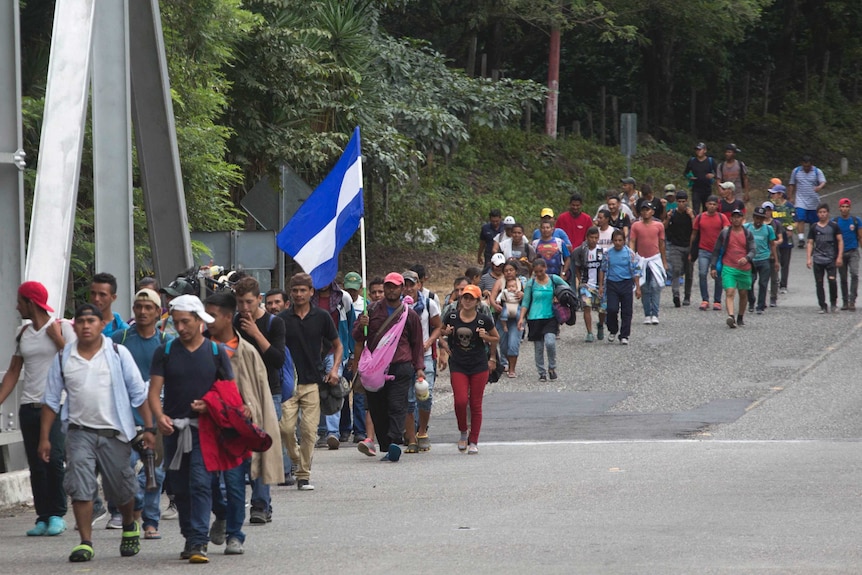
top-left (169, 294), bottom-right (215, 323)
top-left (502, 216), bottom-right (516, 226)
top-left (491, 253), bottom-right (506, 266)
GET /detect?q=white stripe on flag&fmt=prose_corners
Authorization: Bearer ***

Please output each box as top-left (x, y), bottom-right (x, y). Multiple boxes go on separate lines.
top-left (292, 156), bottom-right (363, 273)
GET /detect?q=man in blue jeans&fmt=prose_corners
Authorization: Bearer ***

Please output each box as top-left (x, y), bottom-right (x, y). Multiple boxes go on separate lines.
top-left (205, 292), bottom-right (283, 555)
top-left (149, 295), bottom-right (234, 564)
top-left (746, 207), bottom-right (779, 314)
top-left (691, 196), bottom-right (730, 311)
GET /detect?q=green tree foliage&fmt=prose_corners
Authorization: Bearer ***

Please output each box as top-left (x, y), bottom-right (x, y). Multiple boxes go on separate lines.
top-left (226, 0), bottom-right (545, 240)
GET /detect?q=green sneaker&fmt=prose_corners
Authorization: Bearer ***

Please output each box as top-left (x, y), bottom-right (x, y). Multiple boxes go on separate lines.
top-left (584, 333), bottom-right (595, 343)
top-left (596, 325), bottom-right (604, 340)
top-left (120, 522), bottom-right (141, 557)
top-left (69, 543), bottom-right (94, 562)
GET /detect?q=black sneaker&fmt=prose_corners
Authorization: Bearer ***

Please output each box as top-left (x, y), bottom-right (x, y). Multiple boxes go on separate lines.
top-left (249, 508), bottom-right (268, 524)
top-left (548, 369), bottom-right (558, 380)
top-left (278, 472), bottom-right (295, 487)
top-left (682, 298), bottom-right (691, 306)
top-left (180, 542), bottom-right (193, 560)
top-left (798, 240), bottom-right (805, 249)
top-left (296, 479), bottom-right (314, 491)
top-left (188, 544), bottom-right (209, 564)
top-left (819, 305), bottom-right (828, 314)
top-left (673, 295), bottom-right (681, 308)
top-left (538, 374), bottom-right (547, 382)
top-left (736, 315), bottom-right (745, 326)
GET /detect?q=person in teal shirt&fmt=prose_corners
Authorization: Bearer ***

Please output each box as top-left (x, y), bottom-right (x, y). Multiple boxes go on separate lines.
top-left (518, 259), bottom-right (567, 381)
top-left (90, 272), bottom-right (130, 337)
top-left (745, 206), bottom-right (778, 313)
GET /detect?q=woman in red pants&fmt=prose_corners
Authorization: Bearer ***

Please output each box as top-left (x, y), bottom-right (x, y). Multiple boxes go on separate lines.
top-left (440, 284), bottom-right (499, 454)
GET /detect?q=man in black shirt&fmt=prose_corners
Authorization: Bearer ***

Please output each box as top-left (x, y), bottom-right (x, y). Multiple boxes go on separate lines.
top-left (635, 184), bottom-right (665, 222)
top-left (684, 142), bottom-right (716, 214)
top-left (148, 295), bottom-right (235, 564)
top-left (232, 276), bottom-right (286, 521)
top-left (664, 191), bottom-right (695, 307)
top-left (278, 273), bottom-right (342, 490)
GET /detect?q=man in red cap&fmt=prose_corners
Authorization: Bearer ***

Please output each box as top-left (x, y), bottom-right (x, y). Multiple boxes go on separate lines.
top-left (353, 272), bottom-right (424, 462)
top-left (833, 198), bottom-right (862, 310)
top-left (0, 282), bottom-right (75, 536)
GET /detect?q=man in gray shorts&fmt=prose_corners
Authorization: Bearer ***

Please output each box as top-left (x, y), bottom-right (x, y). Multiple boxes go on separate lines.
top-left (39, 304), bottom-right (154, 563)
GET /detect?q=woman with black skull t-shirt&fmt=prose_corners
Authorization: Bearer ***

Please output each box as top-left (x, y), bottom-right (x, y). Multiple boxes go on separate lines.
top-left (440, 284), bottom-right (499, 455)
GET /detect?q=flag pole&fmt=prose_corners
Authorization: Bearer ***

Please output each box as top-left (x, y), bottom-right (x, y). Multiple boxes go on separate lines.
top-left (360, 216), bottom-right (368, 336)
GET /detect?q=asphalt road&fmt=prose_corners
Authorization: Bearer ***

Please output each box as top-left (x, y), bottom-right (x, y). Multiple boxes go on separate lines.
top-left (4, 183), bottom-right (862, 574)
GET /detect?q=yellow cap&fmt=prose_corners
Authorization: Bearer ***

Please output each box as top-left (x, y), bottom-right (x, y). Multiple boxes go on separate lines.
top-left (540, 208), bottom-right (554, 218)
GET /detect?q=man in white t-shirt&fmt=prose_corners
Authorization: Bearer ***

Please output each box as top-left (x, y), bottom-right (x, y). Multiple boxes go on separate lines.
top-left (402, 270), bottom-right (441, 453)
top-left (40, 303), bottom-right (153, 563)
top-left (0, 282), bottom-right (75, 536)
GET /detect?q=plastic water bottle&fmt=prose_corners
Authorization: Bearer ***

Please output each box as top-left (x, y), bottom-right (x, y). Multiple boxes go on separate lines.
top-left (414, 377), bottom-right (430, 401)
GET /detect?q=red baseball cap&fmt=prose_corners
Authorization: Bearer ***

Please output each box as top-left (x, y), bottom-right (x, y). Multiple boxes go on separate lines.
top-left (839, 198), bottom-right (851, 206)
top-left (383, 272), bottom-right (404, 286)
top-left (18, 281), bottom-right (54, 313)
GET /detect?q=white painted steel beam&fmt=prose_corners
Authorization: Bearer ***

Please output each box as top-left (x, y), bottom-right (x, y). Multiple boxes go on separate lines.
top-left (92, 0), bottom-right (133, 316)
top-left (24, 0), bottom-right (96, 314)
top-left (129, 0), bottom-right (192, 284)
top-left (0, 0), bottom-right (25, 433)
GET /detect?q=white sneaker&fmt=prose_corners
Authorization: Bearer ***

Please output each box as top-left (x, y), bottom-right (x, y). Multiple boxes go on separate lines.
top-left (643, 317), bottom-right (652, 324)
top-left (651, 316), bottom-right (660, 324)
top-left (607, 333), bottom-right (616, 343)
top-left (619, 338), bottom-right (629, 345)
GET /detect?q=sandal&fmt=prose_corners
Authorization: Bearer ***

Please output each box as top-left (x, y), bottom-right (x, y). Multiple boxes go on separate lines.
top-left (457, 439), bottom-right (467, 452)
top-left (417, 434), bottom-right (431, 452)
top-left (120, 522), bottom-right (141, 557)
top-left (144, 527), bottom-right (161, 540)
top-left (69, 543), bottom-right (94, 562)
top-left (507, 372), bottom-right (516, 378)
top-left (405, 443), bottom-right (419, 454)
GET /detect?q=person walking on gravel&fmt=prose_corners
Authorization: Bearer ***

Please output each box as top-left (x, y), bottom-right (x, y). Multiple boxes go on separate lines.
top-left (710, 209), bottom-right (755, 328)
top-left (807, 203), bottom-right (843, 313)
top-left (788, 156), bottom-right (827, 248)
top-left (518, 259), bottom-right (567, 381)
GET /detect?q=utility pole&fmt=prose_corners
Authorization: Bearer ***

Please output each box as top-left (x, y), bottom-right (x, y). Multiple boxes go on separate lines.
top-left (545, 25), bottom-right (560, 139)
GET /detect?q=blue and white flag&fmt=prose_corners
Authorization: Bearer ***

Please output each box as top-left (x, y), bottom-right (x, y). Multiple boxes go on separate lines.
top-left (277, 127), bottom-right (364, 288)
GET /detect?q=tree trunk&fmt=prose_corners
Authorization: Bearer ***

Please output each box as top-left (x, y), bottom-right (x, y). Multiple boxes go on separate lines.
top-left (763, 69), bottom-right (771, 115)
top-left (545, 26), bottom-right (561, 138)
top-left (772, 0), bottom-right (800, 110)
top-left (821, 50), bottom-right (830, 100)
top-left (743, 72), bottom-right (750, 118)
top-left (612, 96), bottom-right (619, 146)
top-left (466, 34), bottom-right (477, 77)
top-left (690, 87), bottom-right (696, 135)
top-left (600, 85), bottom-right (606, 146)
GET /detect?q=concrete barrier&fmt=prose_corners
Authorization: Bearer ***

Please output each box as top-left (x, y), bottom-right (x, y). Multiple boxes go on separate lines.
top-left (0, 469), bottom-right (31, 509)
